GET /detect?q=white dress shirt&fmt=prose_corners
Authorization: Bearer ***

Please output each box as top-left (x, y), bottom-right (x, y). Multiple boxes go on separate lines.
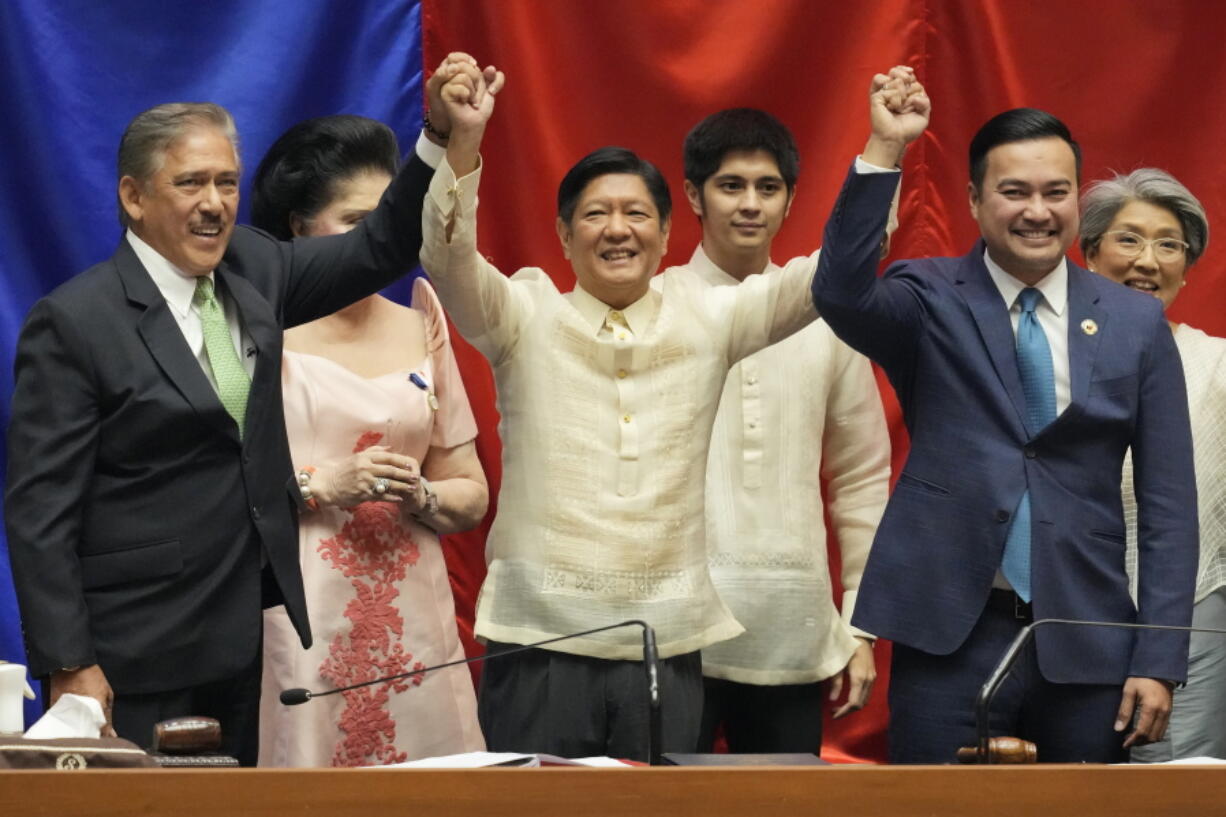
top-left (126, 228), bottom-right (254, 387)
top-left (689, 245), bottom-right (891, 685)
top-left (420, 158), bottom-right (819, 659)
top-left (982, 251), bottom-right (1071, 414)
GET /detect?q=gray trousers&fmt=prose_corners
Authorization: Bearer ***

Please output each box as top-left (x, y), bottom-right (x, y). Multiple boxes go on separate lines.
top-left (478, 641), bottom-right (702, 762)
top-left (1132, 586), bottom-right (1226, 761)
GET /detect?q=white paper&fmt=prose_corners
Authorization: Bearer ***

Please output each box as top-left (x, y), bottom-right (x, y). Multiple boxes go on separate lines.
top-left (23, 693), bottom-right (106, 739)
top-left (365, 751), bottom-right (634, 769)
top-left (369, 751), bottom-right (540, 768)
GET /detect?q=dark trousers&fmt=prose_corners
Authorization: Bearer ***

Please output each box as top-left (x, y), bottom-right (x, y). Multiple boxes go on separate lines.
top-left (478, 641), bottom-right (703, 762)
top-left (110, 651), bottom-right (263, 766)
top-left (698, 677), bottom-right (825, 753)
top-left (888, 590), bottom-right (1127, 764)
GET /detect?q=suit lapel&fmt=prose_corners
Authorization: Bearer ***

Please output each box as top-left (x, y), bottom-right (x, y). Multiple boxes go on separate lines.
top-left (956, 244), bottom-right (1029, 433)
top-left (219, 261), bottom-right (280, 387)
top-left (1058, 263), bottom-right (1105, 425)
top-left (114, 241), bottom-right (238, 443)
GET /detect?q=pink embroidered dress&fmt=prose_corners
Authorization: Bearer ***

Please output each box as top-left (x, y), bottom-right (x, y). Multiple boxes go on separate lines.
top-left (258, 279), bottom-right (484, 767)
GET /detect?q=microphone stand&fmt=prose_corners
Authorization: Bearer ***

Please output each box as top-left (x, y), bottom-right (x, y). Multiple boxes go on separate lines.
top-left (282, 619), bottom-right (663, 766)
top-left (975, 618), bottom-right (1226, 763)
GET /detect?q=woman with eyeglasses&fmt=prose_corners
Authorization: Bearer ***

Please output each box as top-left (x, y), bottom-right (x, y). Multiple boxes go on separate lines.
top-left (1081, 168), bottom-right (1222, 762)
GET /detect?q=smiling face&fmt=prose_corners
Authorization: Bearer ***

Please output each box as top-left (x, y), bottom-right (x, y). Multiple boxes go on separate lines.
top-left (685, 149), bottom-right (793, 279)
top-left (1086, 199), bottom-right (1188, 311)
top-left (292, 170), bottom-right (391, 238)
top-left (969, 137), bottom-right (1079, 284)
top-left (556, 172), bottom-right (670, 309)
top-left (119, 126), bottom-right (239, 276)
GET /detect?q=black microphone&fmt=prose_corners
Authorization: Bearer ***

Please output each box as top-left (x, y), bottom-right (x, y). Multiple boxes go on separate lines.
top-left (281, 619), bottom-right (663, 765)
top-left (975, 617), bottom-right (1226, 763)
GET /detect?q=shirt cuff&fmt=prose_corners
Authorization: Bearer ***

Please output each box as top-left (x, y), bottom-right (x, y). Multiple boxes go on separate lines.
top-left (854, 155), bottom-right (900, 175)
top-left (427, 155), bottom-right (481, 218)
top-left (415, 131), bottom-right (446, 170)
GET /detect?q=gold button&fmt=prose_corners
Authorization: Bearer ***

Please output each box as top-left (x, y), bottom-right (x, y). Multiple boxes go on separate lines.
top-left (610, 311), bottom-right (622, 321)
top-left (617, 369), bottom-right (628, 379)
top-left (618, 333), bottom-right (628, 341)
top-left (622, 414), bottom-right (631, 423)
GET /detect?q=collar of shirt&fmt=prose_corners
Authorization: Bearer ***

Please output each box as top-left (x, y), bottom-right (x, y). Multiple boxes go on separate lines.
top-left (982, 249), bottom-right (1068, 317)
top-left (126, 228), bottom-right (214, 318)
top-left (686, 243), bottom-right (780, 287)
top-left (567, 281), bottom-right (659, 336)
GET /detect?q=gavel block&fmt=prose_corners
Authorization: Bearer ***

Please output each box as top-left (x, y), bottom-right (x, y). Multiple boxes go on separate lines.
top-left (956, 737), bottom-right (1038, 764)
top-left (150, 716), bottom-right (238, 767)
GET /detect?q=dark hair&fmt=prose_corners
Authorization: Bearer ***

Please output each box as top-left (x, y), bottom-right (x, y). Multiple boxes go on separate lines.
top-left (969, 108), bottom-right (1081, 193)
top-left (683, 108), bottom-right (799, 192)
top-left (117, 103), bottom-right (238, 227)
top-left (556, 146), bottom-right (672, 225)
top-left (250, 115), bottom-right (399, 239)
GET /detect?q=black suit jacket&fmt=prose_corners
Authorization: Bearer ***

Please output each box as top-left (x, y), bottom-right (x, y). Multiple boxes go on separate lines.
top-left (5, 153), bottom-right (433, 692)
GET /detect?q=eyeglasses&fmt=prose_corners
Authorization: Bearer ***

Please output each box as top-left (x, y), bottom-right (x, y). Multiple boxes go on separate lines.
top-left (1102, 230), bottom-right (1189, 262)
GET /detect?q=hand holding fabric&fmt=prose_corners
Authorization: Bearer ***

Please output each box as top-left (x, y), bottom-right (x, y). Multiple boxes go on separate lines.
top-left (49, 665), bottom-right (115, 738)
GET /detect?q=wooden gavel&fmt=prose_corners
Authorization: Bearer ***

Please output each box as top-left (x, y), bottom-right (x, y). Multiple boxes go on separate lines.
top-left (152, 716), bottom-right (222, 754)
top-left (956, 737), bottom-right (1038, 764)
top-left (148, 716), bottom-right (237, 766)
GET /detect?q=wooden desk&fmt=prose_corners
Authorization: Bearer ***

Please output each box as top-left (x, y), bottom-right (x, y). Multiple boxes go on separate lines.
top-left (4, 764), bottom-right (1226, 817)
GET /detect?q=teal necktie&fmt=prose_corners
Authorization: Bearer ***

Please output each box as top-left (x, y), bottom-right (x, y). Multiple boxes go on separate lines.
top-left (1001, 288), bottom-right (1057, 601)
top-left (193, 276), bottom-right (250, 436)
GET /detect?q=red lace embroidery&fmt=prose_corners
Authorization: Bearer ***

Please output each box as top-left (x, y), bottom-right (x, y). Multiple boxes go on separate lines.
top-left (317, 431), bottom-right (423, 767)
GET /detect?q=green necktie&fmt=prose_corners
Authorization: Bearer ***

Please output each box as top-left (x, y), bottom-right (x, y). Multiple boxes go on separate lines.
top-left (193, 276), bottom-right (250, 436)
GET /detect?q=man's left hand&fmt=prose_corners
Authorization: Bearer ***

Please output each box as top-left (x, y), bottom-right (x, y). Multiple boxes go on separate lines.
top-left (1115, 676), bottom-right (1173, 748)
top-left (830, 638), bottom-right (876, 719)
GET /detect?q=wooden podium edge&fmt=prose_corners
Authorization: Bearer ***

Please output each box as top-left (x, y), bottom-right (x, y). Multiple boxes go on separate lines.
top-left (4, 763), bottom-right (1226, 817)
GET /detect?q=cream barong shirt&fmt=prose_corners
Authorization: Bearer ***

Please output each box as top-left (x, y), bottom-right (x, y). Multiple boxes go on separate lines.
top-left (420, 158), bottom-right (818, 659)
top-left (1123, 324), bottom-right (1226, 604)
top-left (690, 246), bottom-right (891, 685)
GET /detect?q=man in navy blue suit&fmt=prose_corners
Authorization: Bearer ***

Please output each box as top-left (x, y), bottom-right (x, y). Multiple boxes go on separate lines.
top-left (811, 67), bottom-right (1197, 763)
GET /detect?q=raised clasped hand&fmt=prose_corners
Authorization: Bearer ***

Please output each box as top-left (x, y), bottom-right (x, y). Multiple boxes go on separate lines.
top-left (438, 55), bottom-right (505, 136)
top-left (863, 65), bottom-right (930, 168)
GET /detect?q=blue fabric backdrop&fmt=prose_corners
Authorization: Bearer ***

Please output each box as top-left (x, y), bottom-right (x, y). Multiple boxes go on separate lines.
top-left (0, 0), bottom-right (424, 727)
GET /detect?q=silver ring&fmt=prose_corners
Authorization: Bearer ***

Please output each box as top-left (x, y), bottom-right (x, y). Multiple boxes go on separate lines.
top-left (374, 478), bottom-right (389, 495)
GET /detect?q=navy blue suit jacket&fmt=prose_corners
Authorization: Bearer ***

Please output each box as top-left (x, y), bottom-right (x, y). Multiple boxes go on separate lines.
top-left (811, 164), bottom-right (1197, 685)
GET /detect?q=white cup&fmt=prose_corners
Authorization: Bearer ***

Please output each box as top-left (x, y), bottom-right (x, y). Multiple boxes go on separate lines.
top-left (0, 663), bottom-right (28, 734)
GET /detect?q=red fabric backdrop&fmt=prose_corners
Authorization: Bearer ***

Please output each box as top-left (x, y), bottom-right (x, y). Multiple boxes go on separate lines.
top-left (422, 0), bottom-right (1226, 763)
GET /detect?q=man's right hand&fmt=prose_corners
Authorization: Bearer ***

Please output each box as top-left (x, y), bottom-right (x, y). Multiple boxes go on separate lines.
top-left (50, 664), bottom-right (116, 737)
top-left (863, 65), bottom-right (930, 169)
top-left (441, 58), bottom-right (506, 177)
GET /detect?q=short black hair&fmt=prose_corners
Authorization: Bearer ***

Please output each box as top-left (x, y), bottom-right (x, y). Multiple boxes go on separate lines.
top-left (683, 108), bottom-right (799, 192)
top-left (251, 114), bottom-right (399, 239)
top-left (969, 108), bottom-right (1081, 193)
top-left (556, 146), bottom-right (672, 225)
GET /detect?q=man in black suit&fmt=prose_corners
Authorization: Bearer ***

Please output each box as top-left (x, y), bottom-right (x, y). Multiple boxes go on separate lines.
top-left (4, 58), bottom-right (500, 764)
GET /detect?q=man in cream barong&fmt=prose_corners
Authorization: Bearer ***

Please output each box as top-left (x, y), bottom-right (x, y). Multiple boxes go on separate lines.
top-left (421, 63), bottom-right (897, 759)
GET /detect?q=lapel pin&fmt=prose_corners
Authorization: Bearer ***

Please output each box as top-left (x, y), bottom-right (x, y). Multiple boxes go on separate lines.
top-left (1081, 319), bottom-right (1098, 336)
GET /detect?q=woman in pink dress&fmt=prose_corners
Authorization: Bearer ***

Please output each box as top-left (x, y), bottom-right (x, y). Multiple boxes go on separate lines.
top-left (251, 114), bottom-right (488, 766)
